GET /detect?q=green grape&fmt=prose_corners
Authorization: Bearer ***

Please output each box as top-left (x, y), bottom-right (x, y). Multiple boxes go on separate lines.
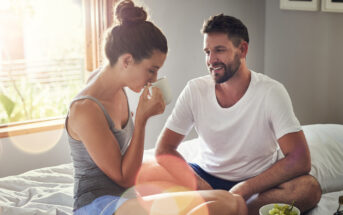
top-left (268, 203), bottom-right (297, 215)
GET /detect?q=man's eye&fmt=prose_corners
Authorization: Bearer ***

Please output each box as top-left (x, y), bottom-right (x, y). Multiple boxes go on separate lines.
top-left (149, 70), bottom-right (155, 74)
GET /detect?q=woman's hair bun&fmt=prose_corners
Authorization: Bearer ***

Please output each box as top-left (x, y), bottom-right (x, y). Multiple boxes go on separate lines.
top-left (115, 0), bottom-right (147, 25)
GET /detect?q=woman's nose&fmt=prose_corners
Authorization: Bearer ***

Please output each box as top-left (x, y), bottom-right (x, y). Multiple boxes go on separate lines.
top-left (151, 74), bottom-right (158, 83)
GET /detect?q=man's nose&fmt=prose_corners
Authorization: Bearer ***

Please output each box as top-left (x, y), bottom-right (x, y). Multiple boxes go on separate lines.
top-left (208, 52), bottom-right (218, 65)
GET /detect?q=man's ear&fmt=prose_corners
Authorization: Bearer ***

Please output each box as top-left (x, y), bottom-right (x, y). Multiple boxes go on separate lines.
top-left (119, 53), bottom-right (134, 69)
top-left (239, 41), bottom-right (248, 59)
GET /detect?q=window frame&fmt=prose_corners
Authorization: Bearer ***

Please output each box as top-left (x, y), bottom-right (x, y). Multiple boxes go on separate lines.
top-left (0, 0), bottom-right (117, 138)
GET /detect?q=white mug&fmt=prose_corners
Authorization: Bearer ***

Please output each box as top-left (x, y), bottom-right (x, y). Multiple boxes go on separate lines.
top-left (151, 77), bottom-right (172, 105)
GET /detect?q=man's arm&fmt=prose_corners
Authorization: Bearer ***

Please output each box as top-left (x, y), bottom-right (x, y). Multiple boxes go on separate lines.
top-left (155, 128), bottom-right (213, 190)
top-left (230, 130), bottom-right (310, 200)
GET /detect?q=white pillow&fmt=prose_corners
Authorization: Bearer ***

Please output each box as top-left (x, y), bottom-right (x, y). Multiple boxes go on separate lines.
top-left (303, 124), bottom-right (343, 193)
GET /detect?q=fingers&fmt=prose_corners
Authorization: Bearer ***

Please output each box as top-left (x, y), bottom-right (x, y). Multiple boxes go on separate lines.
top-left (141, 84), bottom-right (150, 99)
top-left (138, 84), bottom-right (166, 116)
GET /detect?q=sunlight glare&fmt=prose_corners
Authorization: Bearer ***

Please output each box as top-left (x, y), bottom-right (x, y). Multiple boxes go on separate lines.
top-left (0, 28), bottom-right (2, 62)
top-left (138, 190), bottom-right (209, 215)
top-left (135, 155), bottom-right (197, 194)
top-left (24, 0), bottom-right (83, 61)
top-left (0, 0), bottom-right (10, 10)
top-left (132, 155), bottom-right (206, 214)
top-left (9, 128), bottom-right (63, 154)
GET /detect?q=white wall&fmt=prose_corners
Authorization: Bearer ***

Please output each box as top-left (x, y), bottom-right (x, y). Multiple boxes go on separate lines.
top-left (264, 0), bottom-right (343, 124)
top-left (0, 129), bottom-right (71, 177)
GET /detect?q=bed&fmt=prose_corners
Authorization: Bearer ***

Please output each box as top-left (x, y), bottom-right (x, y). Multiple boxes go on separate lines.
top-left (0, 124), bottom-right (342, 215)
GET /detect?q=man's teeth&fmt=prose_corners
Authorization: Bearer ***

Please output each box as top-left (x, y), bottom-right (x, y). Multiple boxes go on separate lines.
top-left (212, 67), bottom-right (223, 71)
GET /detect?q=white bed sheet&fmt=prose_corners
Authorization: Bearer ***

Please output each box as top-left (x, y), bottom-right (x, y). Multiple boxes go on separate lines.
top-left (0, 163), bottom-right (74, 215)
top-left (306, 190), bottom-right (343, 215)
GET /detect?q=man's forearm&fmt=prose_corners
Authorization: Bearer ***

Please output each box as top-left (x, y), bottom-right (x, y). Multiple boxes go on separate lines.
top-left (231, 154), bottom-right (310, 199)
top-left (156, 147), bottom-right (212, 190)
top-left (231, 131), bottom-right (311, 199)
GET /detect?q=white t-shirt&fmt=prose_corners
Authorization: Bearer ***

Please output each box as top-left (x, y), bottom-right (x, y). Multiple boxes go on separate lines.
top-left (165, 71), bottom-right (301, 181)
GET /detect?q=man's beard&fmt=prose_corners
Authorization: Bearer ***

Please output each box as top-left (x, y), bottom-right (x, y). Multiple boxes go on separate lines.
top-left (212, 54), bottom-right (241, 84)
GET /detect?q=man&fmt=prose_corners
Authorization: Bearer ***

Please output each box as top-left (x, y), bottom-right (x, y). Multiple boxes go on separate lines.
top-left (155, 14), bottom-right (321, 214)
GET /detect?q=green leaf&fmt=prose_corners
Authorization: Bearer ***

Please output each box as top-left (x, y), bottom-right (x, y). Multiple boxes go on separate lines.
top-left (0, 93), bottom-right (16, 118)
top-left (10, 111), bottom-right (24, 122)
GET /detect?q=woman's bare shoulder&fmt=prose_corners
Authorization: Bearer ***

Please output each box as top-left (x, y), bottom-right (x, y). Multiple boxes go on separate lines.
top-left (68, 99), bottom-right (107, 135)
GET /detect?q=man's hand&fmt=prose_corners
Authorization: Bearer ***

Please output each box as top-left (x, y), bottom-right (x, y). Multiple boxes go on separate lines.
top-left (229, 181), bottom-right (253, 200)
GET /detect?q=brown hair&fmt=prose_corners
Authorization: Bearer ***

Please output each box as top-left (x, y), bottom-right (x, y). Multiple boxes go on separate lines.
top-left (105, 0), bottom-right (168, 66)
top-left (202, 14), bottom-right (249, 47)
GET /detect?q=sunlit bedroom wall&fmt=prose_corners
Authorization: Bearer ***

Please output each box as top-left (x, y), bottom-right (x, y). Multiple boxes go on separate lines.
top-left (0, 129), bottom-right (71, 177)
top-left (264, 0), bottom-right (343, 125)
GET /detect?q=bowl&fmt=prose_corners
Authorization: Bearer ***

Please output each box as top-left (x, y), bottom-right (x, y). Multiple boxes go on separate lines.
top-left (259, 203), bottom-right (300, 215)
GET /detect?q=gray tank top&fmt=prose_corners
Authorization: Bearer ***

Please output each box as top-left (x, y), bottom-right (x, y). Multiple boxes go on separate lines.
top-left (65, 95), bottom-right (135, 210)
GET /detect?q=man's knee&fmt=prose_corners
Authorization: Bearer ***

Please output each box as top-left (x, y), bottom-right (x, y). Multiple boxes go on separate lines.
top-left (304, 175), bottom-right (322, 205)
top-left (281, 175), bottom-right (322, 208)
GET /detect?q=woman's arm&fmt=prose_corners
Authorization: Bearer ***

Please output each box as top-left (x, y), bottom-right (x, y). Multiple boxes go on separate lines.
top-left (69, 86), bottom-right (165, 188)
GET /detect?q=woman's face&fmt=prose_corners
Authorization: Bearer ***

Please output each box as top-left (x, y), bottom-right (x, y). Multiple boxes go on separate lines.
top-left (128, 50), bottom-right (167, 92)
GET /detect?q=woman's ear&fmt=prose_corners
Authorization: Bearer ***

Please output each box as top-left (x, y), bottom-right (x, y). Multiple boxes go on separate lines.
top-left (119, 53), bottom-right (134, 69)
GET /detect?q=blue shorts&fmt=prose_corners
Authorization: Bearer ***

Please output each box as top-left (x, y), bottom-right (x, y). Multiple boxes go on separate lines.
top-left (188, 163), bottom-right (241, 190)
top-left (74, 195), bottom-right (128, 215)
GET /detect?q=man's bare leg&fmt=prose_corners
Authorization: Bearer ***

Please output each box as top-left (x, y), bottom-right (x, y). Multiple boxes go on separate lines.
top-left (247, 175), bottom-right (321, 215)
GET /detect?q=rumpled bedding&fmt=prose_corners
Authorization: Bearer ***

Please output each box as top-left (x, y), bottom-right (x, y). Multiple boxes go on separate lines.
top-left (0, 163), bottom-right (74, 215)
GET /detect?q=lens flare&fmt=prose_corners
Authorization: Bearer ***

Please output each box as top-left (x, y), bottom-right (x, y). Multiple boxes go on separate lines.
top-left (9, 129), bottom-right (63, 154)
top-left (0, 0), bottom-right (10, 10)
top-left (136, 154), bottom-right (197, 192)
top-left (148, 192), bottom-right (209, 215)
top-left (132, 154), bottom-right (207, 214)
top-left (132, 189), bottom-right (209, 215)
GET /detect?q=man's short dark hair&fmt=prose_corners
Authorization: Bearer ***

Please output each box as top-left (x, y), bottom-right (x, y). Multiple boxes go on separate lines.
top-left (202, 14), bottom-right (249, 47)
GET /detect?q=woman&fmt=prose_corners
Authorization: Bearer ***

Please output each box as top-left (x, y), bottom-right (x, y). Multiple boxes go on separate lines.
top-left (66, 0), bottom-right (247, 214)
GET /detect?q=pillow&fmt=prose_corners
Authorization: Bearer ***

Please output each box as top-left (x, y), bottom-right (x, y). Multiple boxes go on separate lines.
top-left (303, 124), bottom-right (343, 193)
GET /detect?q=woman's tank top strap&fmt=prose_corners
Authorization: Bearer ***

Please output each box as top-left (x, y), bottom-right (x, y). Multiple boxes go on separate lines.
top-left (69, 95), bottom-right (114, 129)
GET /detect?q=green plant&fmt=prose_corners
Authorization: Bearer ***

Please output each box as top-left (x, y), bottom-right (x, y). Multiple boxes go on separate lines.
top-left (0, 93), bottom-right (16, 121)
top-left (0, 78), bottom-right (83, 124)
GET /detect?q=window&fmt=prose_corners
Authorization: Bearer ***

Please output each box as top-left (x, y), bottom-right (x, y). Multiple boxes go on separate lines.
top-left (0, 0), bottom-right (116, 136)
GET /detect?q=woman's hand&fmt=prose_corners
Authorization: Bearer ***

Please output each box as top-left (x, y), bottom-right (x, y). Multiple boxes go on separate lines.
top-left (136, 84), bottom-right (165, 122)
